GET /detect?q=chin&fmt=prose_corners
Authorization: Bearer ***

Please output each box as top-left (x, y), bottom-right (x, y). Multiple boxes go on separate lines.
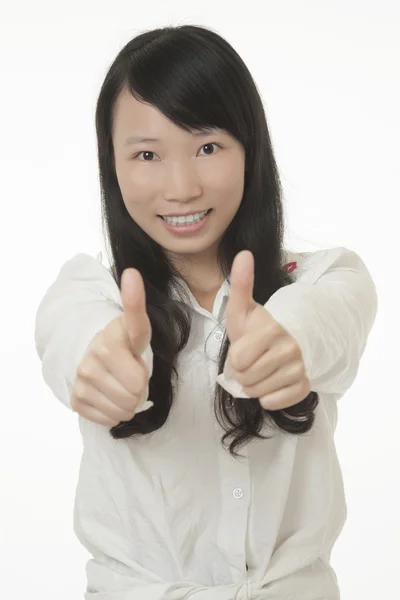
top-left (164, 239), bottom-right (213, 254)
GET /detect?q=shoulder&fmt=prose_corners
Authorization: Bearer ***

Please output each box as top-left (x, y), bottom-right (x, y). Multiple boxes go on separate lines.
top-left (55, 250), bottom-right (122, 305)
top-left (283, 246), bottom-right (361, 284)
top-left (59, 250), bottom-right (111, 277)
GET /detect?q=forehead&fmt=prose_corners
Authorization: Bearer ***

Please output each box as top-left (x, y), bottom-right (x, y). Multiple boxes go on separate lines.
top-left (114, 90), bottom-right (161, 124)
top-left (112, 90), bottom-right (223, 145)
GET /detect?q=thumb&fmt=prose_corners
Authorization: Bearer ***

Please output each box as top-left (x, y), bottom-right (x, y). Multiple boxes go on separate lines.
top-left (121, 268), bottom-right (152, 357)
top-left (225, 250), bottom-right (255, 343)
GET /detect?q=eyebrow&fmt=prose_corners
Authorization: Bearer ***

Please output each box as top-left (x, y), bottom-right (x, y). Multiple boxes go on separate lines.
top-left (123, 127), bottom-right (220, 147)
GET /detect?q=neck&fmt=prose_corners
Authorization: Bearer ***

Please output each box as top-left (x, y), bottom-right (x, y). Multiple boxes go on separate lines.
top-left (168, 247), bottom-right (223, 295)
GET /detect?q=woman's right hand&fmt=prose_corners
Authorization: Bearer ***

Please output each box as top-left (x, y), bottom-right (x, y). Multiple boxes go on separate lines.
top-left (70, 268), bottom-right (152, 426)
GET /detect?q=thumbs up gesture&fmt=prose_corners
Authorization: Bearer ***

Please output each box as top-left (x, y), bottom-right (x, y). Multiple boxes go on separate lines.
top-left (224, 251), bottom-right (311, 410)
top-left (70, 268), bottom-right (153, 426)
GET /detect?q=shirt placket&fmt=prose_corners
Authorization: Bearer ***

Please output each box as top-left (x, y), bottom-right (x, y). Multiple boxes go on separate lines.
top-left (202, 302), bottom-right (251, 584)
top-left (217, 440), bottom-right (251, 582)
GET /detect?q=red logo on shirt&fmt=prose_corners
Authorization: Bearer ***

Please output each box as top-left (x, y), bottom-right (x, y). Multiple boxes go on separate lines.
top-left (283, 261), bottom-right (297, 273)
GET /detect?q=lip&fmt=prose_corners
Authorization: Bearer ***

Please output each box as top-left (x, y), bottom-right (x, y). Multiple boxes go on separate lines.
top-left (158, 209), bottom-right (212, 234)
top-left (159, 209), bottom-right (209, 217)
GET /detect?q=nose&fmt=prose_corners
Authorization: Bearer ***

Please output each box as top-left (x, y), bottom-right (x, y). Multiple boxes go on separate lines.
top-left (163, 162), bottom-right (202, 202)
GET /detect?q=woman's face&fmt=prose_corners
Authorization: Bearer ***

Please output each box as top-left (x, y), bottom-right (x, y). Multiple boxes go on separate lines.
top-left (112, 89), bottom-right (246, 266)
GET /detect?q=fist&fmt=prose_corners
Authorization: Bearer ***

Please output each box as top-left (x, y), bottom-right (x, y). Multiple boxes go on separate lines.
top-left (225, 250), bottom-right (311, 410)
top-left (70, 268), bottom-right (153, 426)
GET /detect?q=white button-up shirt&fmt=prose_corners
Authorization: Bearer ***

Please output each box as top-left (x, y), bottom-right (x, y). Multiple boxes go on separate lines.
top-left (34, 246), bottom-right (378, 600)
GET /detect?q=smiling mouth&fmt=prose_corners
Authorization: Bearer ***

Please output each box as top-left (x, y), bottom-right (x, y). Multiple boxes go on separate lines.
top-left (157, 209), bottom-right (212, 222)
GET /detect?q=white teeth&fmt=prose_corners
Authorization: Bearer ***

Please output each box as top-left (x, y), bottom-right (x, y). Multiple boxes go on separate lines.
top-left (162, 210), bottom-right (209, 225)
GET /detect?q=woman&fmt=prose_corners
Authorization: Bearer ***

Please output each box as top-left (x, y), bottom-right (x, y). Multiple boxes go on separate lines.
top-left (35, 24), bottom-right (378, 599)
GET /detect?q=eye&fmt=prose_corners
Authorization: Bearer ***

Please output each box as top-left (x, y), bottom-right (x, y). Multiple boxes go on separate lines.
top-left (198, 142), bottom-right (221, 156)
top-left (133, 150), bottom-right (159, 162)
top-left (132, 142), bottom-right (221, 161)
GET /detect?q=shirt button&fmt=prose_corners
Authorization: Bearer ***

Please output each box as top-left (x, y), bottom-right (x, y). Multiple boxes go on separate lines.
top-left (233, 488), bottom-right (244, 499)
top-left (214, 330), bottom-right (223, 342)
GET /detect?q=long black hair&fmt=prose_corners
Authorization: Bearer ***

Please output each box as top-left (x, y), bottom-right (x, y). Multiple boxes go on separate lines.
top-left (95, 24), bottom-right (319, 456)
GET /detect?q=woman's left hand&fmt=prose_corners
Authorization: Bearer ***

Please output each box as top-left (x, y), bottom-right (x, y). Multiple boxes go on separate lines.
top-left (225, 250), bottom-right (311, 410)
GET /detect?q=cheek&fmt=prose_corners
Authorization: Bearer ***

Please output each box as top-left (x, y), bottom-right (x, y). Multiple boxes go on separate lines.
top-left (217, 176), bottom-right (245, 214)
top-left (119, 175), bottom-right (154, 216)
top-left (215, 159), bottom-right (245, 196)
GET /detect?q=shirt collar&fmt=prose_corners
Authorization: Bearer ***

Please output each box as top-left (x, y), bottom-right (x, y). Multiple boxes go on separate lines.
top-left (168, 276), bottom-right (230, 321)
top-left (169, 276), bottom-right (230, 303)
top-left (167, 249), bottom-right (294, 308)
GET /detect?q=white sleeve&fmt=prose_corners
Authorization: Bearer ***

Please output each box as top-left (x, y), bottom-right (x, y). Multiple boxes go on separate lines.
top-left (34, 252), bottom-right (154, 411)
top-left (216, 246), bottom-right (378, 398)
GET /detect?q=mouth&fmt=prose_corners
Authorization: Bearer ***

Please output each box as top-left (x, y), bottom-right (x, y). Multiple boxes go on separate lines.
top-left (157, 208), bottom-right (212, 221)
top-left (157, 208), bottom-right (212, 222)
top-left (157, 208), bottom-right (212, 233)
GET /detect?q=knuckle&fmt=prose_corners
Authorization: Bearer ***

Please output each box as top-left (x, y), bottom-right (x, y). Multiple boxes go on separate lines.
top-left (107, 395), bottom-right (137, 422)
top-left (94, 342), bottom-right (112, 361)
top-left (129, 378), bottom-right (142, 396)
top-left (73, 380), bottom-right (88, 401)
top-left (266, 322), bottom-right (282, 339)
top-left (111, 403), bottom-right (135, 423)
top-left (137, 371), bottom-right (148, 393)
top-left (234, 370), bottom-right (245, 385)
top-left (293, 360), bottom-right (305, 377)
top-left (130, 367), bottom-right (147, 395)
top-left (271, 322), bottom-right (283, 336)
top-left (141, 361), bottom-right (150, 381)
top-left (229, 349), bottom-right (239, 370)
top-left (97, 413), bottom-right (118, 427)
top-left (280, 342), bottom-right (297, 360)
top-left (109, 409), bottom-right (124, 423)
top-left (122, 409), bottom-right (137, 422)
top-left (76, 361), bottom-right (95, 380)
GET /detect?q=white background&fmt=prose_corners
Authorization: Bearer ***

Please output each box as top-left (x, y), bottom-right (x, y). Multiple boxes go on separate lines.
top-left (0, 1), bottom-right (398, 598)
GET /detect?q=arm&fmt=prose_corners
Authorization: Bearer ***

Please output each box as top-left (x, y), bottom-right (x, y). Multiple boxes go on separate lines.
top-left (217, 246), bottom-right (378, 397)
top-left (34, 252), bottom-right (153, 410)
